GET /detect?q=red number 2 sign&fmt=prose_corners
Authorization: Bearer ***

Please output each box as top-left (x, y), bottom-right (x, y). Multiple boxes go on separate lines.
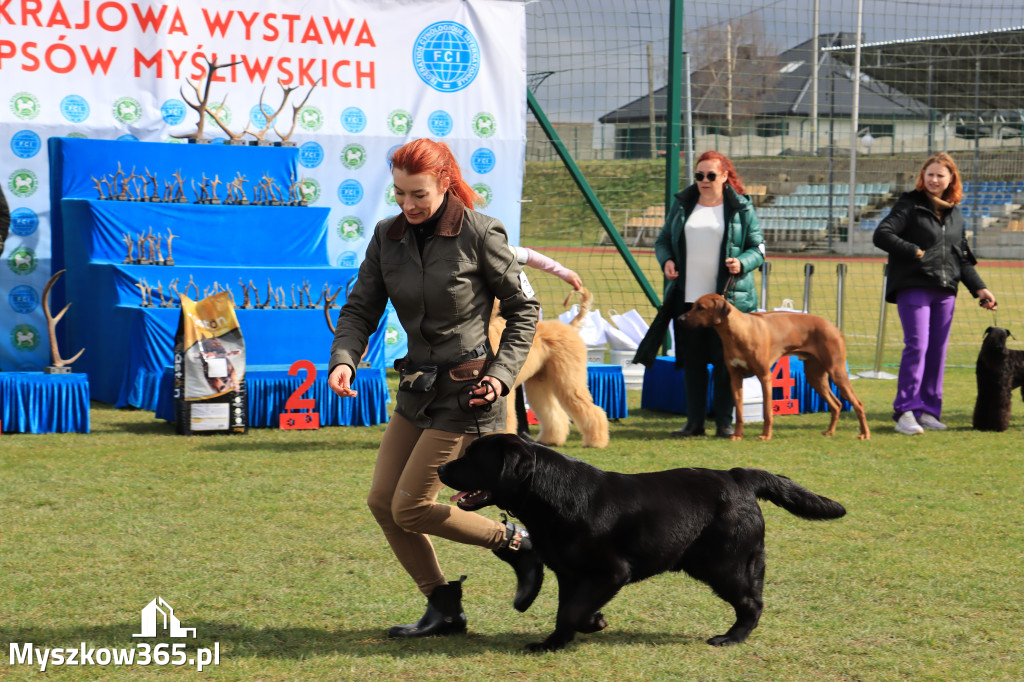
top-left (279, 360), bottom-right (321, 429)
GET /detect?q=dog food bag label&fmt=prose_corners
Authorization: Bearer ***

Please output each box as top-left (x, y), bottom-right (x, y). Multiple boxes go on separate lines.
top-left (173, 292), bottom-right (248, 435)
top-left (177, 292), bottom-right (246, 400)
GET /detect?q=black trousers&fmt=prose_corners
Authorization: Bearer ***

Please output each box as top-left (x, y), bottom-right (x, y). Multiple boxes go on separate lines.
top-left (673, 309), bottom-right (734, 427)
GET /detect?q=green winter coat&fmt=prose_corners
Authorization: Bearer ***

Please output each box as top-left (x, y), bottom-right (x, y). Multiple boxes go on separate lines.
top-left (329, 194), bottom-right (539, 432)
top-left (633, 184), bottom-right (765, 367)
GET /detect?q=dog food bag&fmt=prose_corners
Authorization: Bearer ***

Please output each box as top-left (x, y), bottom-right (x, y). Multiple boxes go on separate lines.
top-left (173, 291), bottom-right (247, 435)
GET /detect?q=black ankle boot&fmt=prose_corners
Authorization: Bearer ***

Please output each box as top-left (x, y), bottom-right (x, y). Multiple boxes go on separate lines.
top-left (670, 421), bottom-right (705, 438)
top-left (493, 519), bottom-right (544, 612)
top-left (387, 576), bottom-right (468, 639)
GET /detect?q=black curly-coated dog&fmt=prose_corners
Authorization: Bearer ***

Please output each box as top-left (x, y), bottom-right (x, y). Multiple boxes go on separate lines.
top-left (972, 327), bottom-right (1024, 431)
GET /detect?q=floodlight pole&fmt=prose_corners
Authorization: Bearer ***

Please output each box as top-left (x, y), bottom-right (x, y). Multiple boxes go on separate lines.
top-left (666, 0), bottom-right (684, 209)
top-left (972, 58), bottom-right (982, 251)
top-left (683, 51), bottom-right (694, 175)
top-left (846, 0), bottom-right (864, 256)
top-left (811, 0), bottom-right (819, 153)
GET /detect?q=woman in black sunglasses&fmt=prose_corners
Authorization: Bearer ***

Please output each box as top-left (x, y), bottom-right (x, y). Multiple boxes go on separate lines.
top-left (635, 150), bottom-right (765, 438)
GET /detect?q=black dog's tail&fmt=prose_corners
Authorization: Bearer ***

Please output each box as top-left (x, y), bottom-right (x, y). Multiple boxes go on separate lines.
top-left (730, 468), bottom-right (846, 520)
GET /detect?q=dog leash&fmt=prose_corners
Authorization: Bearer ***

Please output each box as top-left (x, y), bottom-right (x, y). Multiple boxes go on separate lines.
top-left (980, 296), bottom-right (999, 327)
top-left (460, 380), bottom-right (497, 436)
top-left (720, 273), bottom-right (736, 298)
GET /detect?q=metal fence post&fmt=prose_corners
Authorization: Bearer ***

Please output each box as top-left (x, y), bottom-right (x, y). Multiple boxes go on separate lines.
top-left (835, 262), bottom-right (847, 332)
top-left (759, 261), bottom-right (771, 312)
top-left (859, 263), bottom-right (899, 379)
top-left (801, 263), bottom-right (815, 313)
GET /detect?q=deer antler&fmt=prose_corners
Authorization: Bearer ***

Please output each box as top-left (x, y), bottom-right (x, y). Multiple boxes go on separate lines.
top-left (275, 76), bottom-right (323, 142)
top-left (172, 56), bottom-right (242, 141)
top-left (207, 92), bottom-right (254, 142)
top-left (42, 270), bottom-right (85, 367)
top-left (323, 285), bottom-right (342, 334)
top-left (250, 80), bottom-right (298, 141)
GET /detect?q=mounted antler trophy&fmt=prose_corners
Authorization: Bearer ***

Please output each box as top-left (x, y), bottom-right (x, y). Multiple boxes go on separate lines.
top-left (275, 76), bottom-right (323, 146)
top-left (206, 92), bottom-right (254, 145)
top-left (249, 80), bottom-right (299, 146)
top-left (172, 56), bottom-right (242, 143)
top-left (42, 270), bottom-right (85, 373)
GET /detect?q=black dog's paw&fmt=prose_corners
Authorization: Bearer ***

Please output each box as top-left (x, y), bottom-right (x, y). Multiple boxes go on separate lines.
top-left (578, 612), bottom-right (607, 633)
top-left (706, 634), bottom-right (743, 647)
top-left (525, 636), bottom-right (568, 652)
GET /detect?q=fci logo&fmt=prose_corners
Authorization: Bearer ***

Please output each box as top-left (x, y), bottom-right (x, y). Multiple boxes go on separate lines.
top-left (412, 21), bottom-right (481, 93)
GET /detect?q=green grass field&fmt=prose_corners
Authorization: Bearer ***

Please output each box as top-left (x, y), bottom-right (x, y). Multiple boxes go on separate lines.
top-left (2, 368), bottom-right (1021, 680)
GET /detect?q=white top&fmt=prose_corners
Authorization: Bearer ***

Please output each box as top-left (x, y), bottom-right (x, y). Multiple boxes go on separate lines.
top-left (683, 203), bottom-right (725, 302)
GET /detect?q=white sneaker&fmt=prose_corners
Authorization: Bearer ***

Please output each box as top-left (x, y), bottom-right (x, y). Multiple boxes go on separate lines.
top-left (895, 411), bottom-right (924, 435)
top-left (918, 413), bottom-right (947, 430)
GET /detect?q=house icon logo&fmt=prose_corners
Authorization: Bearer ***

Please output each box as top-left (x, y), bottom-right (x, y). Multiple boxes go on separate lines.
top-left (133, 597), bottom-right (196, 638)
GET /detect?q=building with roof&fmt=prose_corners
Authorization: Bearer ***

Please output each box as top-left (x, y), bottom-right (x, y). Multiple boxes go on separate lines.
top-left (599, 32), bottom-right (940, 159)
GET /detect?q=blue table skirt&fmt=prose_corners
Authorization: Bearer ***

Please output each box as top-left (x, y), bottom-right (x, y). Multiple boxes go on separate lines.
top-left (0, 372), bottom-right (91, 433)
top-left (115, 305), bottom-right (387, 411)
top-left (586, 363), bottom-right (627, 419)
top-left (155, 365), bottom-right (390, 428)
top-left (641, 356), bottom-right (851, 416)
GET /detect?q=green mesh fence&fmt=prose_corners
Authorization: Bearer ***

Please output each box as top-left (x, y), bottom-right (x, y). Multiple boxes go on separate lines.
top-left (523, 0), bottom-right (1024, 368)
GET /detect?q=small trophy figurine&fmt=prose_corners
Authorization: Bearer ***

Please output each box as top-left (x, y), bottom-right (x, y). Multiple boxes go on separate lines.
top-left (122, 232), bottom-right (135, 264)
top-left (164, 228), bottom-right (179, 266)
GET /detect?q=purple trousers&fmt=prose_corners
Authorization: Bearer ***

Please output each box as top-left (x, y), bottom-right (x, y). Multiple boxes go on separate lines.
top-left (894, 286), bottom-right (956, 420)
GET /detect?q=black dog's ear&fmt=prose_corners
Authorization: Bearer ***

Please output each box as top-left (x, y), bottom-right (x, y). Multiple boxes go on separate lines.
top-left (499, 436), bottom-right (536, 492)
top-left (983, 326), bottom-right (994, 338)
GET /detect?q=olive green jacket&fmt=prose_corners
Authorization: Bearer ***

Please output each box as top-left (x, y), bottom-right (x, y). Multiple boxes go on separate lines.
top-left (329, 194), bottom-right (539, 432)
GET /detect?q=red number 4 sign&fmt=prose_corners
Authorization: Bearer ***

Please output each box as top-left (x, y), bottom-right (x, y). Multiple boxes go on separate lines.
top-left (770, 356), bottom-right (799, 415)
top-left (279, 360), bottom-right (321, 430)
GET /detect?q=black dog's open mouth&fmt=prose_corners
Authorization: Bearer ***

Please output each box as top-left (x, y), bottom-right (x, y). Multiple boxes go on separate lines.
top-left (449, 490), bottom-right (494, 511)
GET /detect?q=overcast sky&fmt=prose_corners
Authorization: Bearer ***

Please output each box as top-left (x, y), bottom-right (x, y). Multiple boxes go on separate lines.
top-left (525, 0), bottom-right (1024, 121)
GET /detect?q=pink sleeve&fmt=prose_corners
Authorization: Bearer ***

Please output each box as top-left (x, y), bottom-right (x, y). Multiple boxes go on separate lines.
top-left (523, 247), bottom-right (574, 284)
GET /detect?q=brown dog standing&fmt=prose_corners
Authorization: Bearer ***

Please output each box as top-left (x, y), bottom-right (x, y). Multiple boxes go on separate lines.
top-left (488, 288), bottom-right (610, 448)
top-left (681, 293), bottom-right (870, 441)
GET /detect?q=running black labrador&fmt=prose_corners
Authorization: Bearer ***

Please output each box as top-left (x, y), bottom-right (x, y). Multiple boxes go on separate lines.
top-left (437, 433), bottom-right (846, 652)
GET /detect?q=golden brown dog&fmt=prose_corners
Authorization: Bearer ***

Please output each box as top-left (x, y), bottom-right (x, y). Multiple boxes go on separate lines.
top-left (489, 289), bottom-right (610, 448)
top-left (680, 293), bottom-right (869, 441)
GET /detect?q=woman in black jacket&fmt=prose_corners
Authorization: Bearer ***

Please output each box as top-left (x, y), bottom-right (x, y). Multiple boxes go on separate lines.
top-left (873, 152), bottom-right (996, 435)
